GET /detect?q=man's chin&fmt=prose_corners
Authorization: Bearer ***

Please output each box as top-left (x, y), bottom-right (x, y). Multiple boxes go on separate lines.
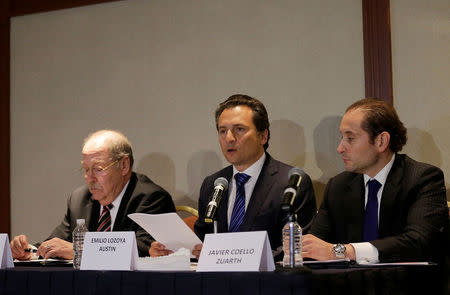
top-left (90, 192), bottom-right (104, 201)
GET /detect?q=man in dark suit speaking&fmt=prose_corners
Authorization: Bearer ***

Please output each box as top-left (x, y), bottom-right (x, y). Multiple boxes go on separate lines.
top-left (303, 98), bottom-right (447, 263)
top-left (10, 129), bottom-right (175, 259)
top-left (150, 94), bottom-right (316, 258)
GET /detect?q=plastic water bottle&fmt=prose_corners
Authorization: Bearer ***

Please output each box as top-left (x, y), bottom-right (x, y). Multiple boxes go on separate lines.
top-left (73, 219), bottom-right (88, 269)
top-left (282, 215), bottom-right (303, 267)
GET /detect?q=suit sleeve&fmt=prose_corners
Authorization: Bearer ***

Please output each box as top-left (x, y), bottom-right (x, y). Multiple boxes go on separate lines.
top-left (45, 194), bottom-right (74, 242)
top-left (293, 173), bottom-right (317, 234)
top-left (371, 166), bottom-right (447, 262)
top-left (309, 177), bottom-right (334, 241)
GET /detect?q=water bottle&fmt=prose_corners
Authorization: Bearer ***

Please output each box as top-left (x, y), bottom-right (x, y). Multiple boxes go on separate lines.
top-left (282, 214), bottom-right (303, 267)
top-left (73, 219), bottom-right (88, 269)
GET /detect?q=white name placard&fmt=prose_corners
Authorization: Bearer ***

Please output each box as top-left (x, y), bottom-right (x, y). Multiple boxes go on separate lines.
top-left (81, 231), bottom-right (138, 270)
top-left (196, 231), bottom-right (275, 272)
top-left (0, 234), bottom-right (14, 269)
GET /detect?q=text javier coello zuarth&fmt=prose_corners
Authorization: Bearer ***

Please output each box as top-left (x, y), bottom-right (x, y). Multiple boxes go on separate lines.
top-left (90, 238), bottom-right (126, 252)
top-left (208, 248), bottom-right (255, 264)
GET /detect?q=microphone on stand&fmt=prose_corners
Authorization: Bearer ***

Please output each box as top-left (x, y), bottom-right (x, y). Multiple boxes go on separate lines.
top-left (204, 177), bottom-right (229, 223)
top-left (281, 167), bottom-right (305, 212)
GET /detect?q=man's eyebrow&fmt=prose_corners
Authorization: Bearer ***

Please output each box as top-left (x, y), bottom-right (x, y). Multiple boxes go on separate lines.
top-left (341, 130), bottom-right (356, 135)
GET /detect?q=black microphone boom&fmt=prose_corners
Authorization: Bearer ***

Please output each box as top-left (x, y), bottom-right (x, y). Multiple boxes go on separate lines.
top-left (204, 177), bottom-right (229, 223)
top-left (281, 167), bottom-right (305, 212)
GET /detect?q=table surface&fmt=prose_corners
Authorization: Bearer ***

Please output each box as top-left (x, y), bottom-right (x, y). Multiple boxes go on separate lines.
top-left (0, 263), bottom-right (447, 295)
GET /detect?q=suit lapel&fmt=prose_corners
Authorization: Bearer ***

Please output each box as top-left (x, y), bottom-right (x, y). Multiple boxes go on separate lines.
top-left (113, 172), bottom-right (138, 231)
top-left (86, 197), bottom-right (100, 232)
top-left (379, 155), bottom-right (403, 236)
top-left (217, 167), bottom-right (233, 233)
top-left (344, 174), bottom-right (365, 242)
top-left (240, 155), bottom-right (277, 231)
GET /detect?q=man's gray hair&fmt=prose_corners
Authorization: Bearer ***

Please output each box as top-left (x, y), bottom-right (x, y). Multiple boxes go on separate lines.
top-left (83, 130), bottom-right (134, 167)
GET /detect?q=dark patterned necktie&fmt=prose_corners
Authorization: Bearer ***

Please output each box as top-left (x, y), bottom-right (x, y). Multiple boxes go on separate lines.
top-left (229, 173), bottom-right (251, 232)
top-left (97, 204), bottom-right (114, 232)
top-left (363, 179), bottom-right (382, 241)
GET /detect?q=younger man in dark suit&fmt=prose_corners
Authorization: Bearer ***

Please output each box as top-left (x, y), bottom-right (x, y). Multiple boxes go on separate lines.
top-left (10, 129), bottom-right (175, 259)
top-left (303, 98), bottom-right (447, 263)
top-left (150, 94), bottom-right (316, 258)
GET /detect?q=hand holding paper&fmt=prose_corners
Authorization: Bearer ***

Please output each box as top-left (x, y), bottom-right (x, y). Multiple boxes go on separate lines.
top-left (129, 213), bottom-right (201, 253)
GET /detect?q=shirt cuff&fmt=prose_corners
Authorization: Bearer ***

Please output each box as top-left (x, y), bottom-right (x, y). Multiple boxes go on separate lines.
top-left (350, 242), bottom-right (379, 264)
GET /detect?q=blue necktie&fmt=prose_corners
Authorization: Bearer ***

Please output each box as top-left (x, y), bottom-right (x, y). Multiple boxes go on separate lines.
top-left (363, 179), bottom-right (382, 241)
top-left (229, 173), bottom-right (251, 232)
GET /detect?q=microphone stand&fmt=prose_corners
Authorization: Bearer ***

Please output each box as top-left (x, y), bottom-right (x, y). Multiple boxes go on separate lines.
top-left (204, 212), bottom-right (218, 233)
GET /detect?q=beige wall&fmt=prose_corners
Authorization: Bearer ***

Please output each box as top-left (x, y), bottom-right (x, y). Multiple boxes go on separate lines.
top-left (11, 0), bottom-right (447, 243)
top-left (391, 0), bottom-right (450, 198)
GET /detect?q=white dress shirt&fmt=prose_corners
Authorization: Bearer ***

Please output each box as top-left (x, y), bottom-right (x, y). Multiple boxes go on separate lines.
top-left (227, 153), bottom-right (266, 227)
top-left (351, 153), bottom-right (395, 264)
top-left (99, 179), bottom-right (130, 230)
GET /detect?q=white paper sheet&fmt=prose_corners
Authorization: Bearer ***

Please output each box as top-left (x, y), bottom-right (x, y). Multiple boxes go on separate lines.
top-left (128, 213), bottom-right (202, 251)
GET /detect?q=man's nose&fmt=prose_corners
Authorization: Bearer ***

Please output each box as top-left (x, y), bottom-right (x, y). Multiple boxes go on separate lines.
top-left (337, 139), bottom-right (345, 154)
top-left (225, 130), bottom-right (236, 142)
top-left (84, 170), bottom-right (96, 182)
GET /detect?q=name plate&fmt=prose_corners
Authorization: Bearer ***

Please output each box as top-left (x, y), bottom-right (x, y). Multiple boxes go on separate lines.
top-left (81, 231), bottom-right (138, 270)
top-left (0, 234), bottom-right (14, 269)
top-left (196, 231), bottom-right (274, 272)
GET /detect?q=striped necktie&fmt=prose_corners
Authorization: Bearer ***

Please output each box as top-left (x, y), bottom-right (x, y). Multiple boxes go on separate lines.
top-left (97, 204), bottom-right (114, 232)
top-left (229, 173), bottom-right (251, 232)
top-left (363, 179), bottom-right (382, 241)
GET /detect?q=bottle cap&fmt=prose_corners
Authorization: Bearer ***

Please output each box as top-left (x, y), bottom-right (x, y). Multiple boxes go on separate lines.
top-left (76, 219), bottom-right (85, 226)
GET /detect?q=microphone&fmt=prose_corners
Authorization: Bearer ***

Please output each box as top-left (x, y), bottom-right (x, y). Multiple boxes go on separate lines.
top-left (281, 167), bottom-right (306, 211)
top-left (204, 177), bottom-right (229, 223)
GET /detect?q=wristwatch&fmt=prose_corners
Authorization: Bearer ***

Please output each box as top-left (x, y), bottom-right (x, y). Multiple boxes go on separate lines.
top-left (332, 244), bottom-right (346, 259)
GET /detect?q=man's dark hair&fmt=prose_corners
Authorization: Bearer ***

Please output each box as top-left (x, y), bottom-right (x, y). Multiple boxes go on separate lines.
top-left (215, 94), bottom-right (270, 150)
top-left (346, 98), bottom-right (407, 153)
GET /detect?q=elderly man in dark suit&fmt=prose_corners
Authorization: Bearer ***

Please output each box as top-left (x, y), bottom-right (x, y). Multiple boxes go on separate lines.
top-left (10, 129), bottom-right (175, 259)
top-left (303, 98), bottom-right (447, 264)
top-left (150, 94), bottom-right (316, 258)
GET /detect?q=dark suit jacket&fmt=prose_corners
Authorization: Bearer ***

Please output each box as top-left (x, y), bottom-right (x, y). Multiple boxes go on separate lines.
top-left (311, 154), bottom-right (448, 263)
top-left (47, 172), bottom-right (175, 257)
top-left (194, 153), bottom-right (317, 250)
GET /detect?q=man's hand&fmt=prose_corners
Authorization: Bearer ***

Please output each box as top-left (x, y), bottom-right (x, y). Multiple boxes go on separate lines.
top-left (301, 234), bottom-right (335, 261)
top-left (192, 243), bottom-right (203, 260)
top-left (149, 241), bottom-right (173, 257)
top-left (302, 234), bottom-right (356, 261)
top-left (36, 238), bottom-right (74, 259)
top-left (10, 235), bottom-right (32, 260)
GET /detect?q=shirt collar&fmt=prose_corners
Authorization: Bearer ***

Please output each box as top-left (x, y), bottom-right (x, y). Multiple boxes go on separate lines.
top-left (232, 153), bottom-right (266, 180)
top-left (364, 153), bottom-right (395, 186)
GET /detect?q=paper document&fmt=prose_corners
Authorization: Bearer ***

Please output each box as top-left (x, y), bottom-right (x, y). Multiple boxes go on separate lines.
top-left (360, 262), bottom-right (432, 267)
top-left (303, 258), bottom-right (350, 265)
top-left (129, 213), bottom-right (202, 251)
top-left (13, 259), bottom-right (73, 266)
top-left (136, 248), bottom-right (191, 271)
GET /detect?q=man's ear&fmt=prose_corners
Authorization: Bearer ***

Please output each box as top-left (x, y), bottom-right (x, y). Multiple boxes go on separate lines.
top-left (120, 156), bottom-right (131, 175)
top-left (376, 131), bottom-right (390, 152)
top-left (259, 129), bottom-right (269, 146)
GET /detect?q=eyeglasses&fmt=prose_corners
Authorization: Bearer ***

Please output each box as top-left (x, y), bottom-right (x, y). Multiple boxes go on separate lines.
top-left (80, 159), bottom-right (119, 177)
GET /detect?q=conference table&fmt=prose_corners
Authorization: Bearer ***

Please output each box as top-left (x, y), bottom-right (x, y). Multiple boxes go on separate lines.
top-left (0, 263), bottom-right (446, 295)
